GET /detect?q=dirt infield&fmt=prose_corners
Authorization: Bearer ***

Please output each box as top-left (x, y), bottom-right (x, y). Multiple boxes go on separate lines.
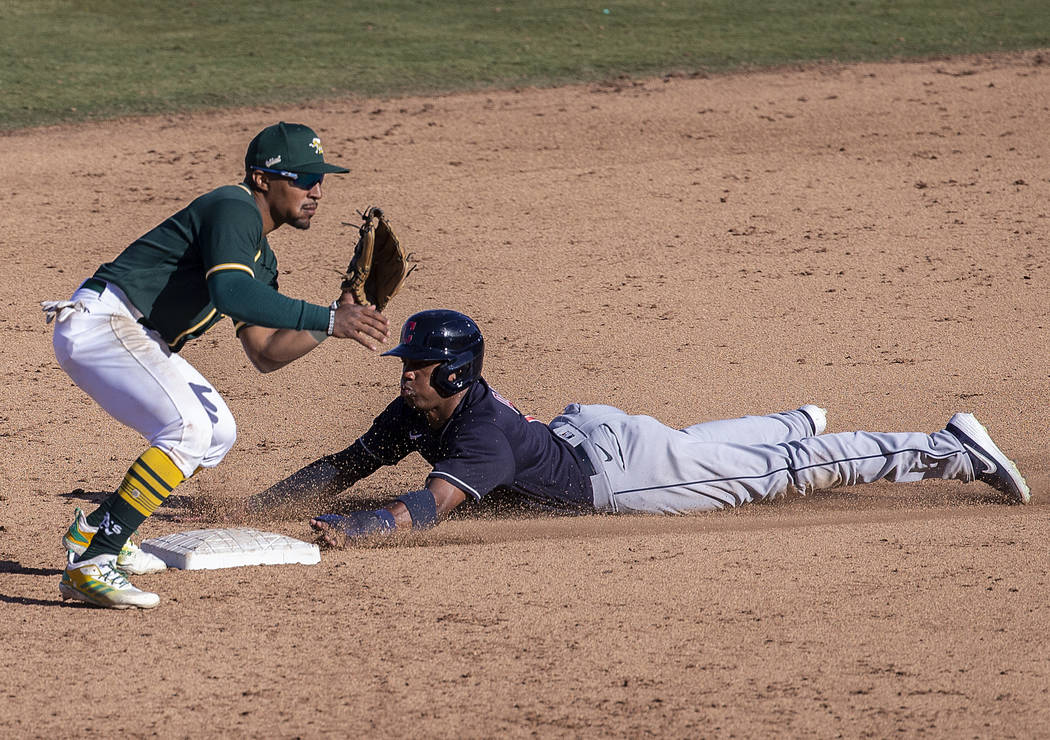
top-left (2, 52), bottom-right (1048, 738)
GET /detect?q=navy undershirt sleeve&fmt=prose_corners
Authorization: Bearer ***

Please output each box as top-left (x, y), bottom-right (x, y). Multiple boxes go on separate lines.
top-left (323, 440), bottom-right (385, 485)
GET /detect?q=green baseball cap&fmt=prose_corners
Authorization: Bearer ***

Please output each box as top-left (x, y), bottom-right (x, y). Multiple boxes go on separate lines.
top-left (244, 122), bottom-right (349, 174)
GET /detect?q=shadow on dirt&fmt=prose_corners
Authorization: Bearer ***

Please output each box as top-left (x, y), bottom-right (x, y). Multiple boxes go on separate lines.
top-left (0, 559), bottom-right (65, 606)
top-left (0, 593), bottom-right (66, 607)
top-left (57, 489), bottom-right (108, 504)
top-left (0, 560), bottom-right (62, 577)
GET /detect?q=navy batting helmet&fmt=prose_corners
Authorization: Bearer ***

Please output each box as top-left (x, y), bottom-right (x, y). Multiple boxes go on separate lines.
top-left (382, 309), bottom-right (484, 396)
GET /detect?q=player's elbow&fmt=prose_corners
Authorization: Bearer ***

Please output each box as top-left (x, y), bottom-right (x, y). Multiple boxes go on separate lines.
top-left (251, 357), bottom-right (282, 373)
top-left (243, 345), bottom-right (285, 373)
top-left (239, 326), bottom-right (296, 373)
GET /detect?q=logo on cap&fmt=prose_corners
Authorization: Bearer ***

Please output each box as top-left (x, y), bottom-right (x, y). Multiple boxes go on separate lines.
top-left (265, 156), bottom-right (282, 167)
top-left (310, 137), bottom-right (324, 155)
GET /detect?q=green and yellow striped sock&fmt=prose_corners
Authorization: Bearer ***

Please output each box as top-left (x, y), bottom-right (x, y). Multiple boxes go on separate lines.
top-left (79, 447), bottom-right (185, 560)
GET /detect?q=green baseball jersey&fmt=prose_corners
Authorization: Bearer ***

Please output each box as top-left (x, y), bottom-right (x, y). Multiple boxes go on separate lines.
top-left (94, 184), bottom-right (325, 352)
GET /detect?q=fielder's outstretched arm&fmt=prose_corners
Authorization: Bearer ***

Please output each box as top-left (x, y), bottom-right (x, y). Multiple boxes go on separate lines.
top-left (238, 300), bottom-right (389, 373)
top-left (238, 324), bottom-right (326, 373)
top-left (210, 269), bottom-right (390, 365)
top-left (309, 477), bottom-right (467, 548)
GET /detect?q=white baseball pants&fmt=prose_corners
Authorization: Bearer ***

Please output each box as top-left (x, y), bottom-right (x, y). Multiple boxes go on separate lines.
top-left (50, 281), bottom-right (236, 477)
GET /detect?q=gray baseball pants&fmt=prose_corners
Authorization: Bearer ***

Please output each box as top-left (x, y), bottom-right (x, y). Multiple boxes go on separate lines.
top-left (549, 404), bottom-right (974, 514)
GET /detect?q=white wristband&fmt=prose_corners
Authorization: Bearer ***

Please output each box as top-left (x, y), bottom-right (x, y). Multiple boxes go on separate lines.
top-left (327, 300), bottom-right (338, 336)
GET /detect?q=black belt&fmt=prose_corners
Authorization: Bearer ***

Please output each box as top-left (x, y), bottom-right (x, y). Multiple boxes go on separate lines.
top-left (568, 441), bottom-right (597, 478)
top-left (82, 277), bottom-right (106, 295)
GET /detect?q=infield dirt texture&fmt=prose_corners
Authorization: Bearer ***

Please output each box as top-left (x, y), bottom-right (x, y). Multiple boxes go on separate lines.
top-left (2, 52), bottom-right (1049, 737)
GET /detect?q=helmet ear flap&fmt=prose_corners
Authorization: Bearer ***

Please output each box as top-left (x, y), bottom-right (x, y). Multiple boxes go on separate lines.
top-left (431, 355), bottom-right (471, 396)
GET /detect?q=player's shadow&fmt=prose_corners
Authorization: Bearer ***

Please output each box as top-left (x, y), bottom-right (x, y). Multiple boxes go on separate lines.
top-left (162, 494), bottom-right (203, 509)
top-left (453, 491), bottom-right (589, 520)
top-left (0, 560), bottom-right (66, 607)
top-left (330, 490), bottom-right (582, 521)
top-left (0, 560), bottom-right (62, 577)
top-left (0, 587), bottom-right (66, 604)
top-left (57, 488), bottom-right (108, 504)
top-left (59, 491), bottom-right (200, 520)
top-left (155, 494), bottom-right (195, 517)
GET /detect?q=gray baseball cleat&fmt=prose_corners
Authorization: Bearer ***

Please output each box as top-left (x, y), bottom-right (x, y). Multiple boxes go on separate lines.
top-left (945, 412), bottom-right (1030, 504)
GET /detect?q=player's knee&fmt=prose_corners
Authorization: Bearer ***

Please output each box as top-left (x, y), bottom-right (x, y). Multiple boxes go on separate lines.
top-left (153, 407), bottom-right (217, 475)
top-left (204, 413), bottom-right (237, 467)
top-left (171, 393), bottom-right (237, 471)
top-left (169, 425), bottom-right (210, 475)
top-left (185, 404), bottom-right (237, 470)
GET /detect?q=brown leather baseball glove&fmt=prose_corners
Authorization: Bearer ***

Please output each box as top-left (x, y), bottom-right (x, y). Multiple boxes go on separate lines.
top-left (340, 207), bottom-right (413, 311)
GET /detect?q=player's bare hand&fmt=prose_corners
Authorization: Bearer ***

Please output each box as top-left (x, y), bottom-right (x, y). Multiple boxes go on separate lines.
top-left (309, 517), bottom-right (350, 548)
top-left (331, 303), bottom-right (389, 350)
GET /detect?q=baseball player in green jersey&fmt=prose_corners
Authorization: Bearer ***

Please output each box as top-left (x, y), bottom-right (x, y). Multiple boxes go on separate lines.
top-left (42, 122), bottom-right (389, 609)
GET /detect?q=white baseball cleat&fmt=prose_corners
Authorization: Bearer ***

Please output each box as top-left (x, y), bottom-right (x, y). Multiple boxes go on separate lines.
top-left (62, 507), bottom-right (166, 575)
top-left (800, 404), bottom-right (828, 435)
top-left (60, 554), bottom-right (160, 610)
top-left (945, 412), bottom-right (1031, 504)
top-left (116, 541), bottom-right (166, 575)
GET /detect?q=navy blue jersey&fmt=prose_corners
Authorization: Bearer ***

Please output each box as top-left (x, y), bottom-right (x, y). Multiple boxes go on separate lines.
top-left (357, 378), bottom-right (593, 509)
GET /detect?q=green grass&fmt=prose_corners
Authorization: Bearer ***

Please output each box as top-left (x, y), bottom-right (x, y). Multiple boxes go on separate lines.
top-left (3, 0), bottom-right (1048, 130)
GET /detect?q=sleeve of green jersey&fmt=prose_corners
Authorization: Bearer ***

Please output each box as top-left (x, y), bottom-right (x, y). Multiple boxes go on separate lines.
top-left (208, 271), bottom-right (328, 331)
top-left (198, 196), bottom-right (266, 273)
top-left (199, 196), bottom-right (328, 332)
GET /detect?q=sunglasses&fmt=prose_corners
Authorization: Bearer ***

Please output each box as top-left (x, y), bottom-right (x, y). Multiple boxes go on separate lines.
top-left (252, 167), bottom-right (324, 190)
